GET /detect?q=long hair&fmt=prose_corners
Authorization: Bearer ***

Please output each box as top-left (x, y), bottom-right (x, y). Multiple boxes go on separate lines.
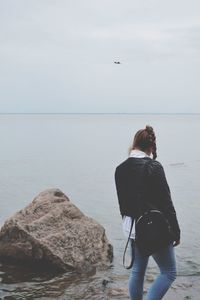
top-left (131, 125), bottom-right (157, 159)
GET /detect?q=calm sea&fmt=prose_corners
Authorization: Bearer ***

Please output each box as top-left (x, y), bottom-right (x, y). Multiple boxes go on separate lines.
top-left (0, 114), bottom-right (199, 299)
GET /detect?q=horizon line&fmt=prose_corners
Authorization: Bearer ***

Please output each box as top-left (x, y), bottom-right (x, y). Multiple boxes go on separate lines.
top-left (0, 112), bottom-right (199, 115)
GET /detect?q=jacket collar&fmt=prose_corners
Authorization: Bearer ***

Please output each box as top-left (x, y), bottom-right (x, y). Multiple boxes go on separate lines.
top-left (129, 149), bottom-right (150, 158)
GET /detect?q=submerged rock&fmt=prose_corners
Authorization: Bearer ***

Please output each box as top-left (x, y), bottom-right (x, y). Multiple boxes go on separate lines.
top-left (0, 189), bottom-right (113, 271)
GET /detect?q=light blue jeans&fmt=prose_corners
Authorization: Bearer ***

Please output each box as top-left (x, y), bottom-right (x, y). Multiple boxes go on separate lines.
top-left (129, 242), bottom-right (177, 300)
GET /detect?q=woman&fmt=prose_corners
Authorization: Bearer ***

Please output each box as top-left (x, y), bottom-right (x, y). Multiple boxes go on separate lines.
top-left (115, 125), bottom-right (180, 300)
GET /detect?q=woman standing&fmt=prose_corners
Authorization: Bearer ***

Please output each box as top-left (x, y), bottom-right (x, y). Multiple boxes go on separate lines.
top-left (115, 125), bottom-right (180, 300)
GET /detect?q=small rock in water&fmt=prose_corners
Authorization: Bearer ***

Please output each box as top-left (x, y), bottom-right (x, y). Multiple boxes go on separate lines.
top-left (102, 279), bottom-right (110, 287)
top-left (107, 287), bottom-right (129, 296)
top-left (146, 274), bottom-right (154, 282)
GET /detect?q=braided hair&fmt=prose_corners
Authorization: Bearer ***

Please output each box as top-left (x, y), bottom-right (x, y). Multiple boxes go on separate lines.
top-left (132, 125), bottom-right (157, 159)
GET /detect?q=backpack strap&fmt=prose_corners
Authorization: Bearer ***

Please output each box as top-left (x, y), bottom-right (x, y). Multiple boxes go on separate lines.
top-left (123, 218), bottom-right (134, 269)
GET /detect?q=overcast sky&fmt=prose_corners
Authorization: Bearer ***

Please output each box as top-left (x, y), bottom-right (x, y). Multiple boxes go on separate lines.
top-left (0, 0), bottom-right (200, 113)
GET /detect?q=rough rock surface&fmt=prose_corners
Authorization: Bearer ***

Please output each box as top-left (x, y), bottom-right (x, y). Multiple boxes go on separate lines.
top-left (0, 189), bottom-right (113, 271)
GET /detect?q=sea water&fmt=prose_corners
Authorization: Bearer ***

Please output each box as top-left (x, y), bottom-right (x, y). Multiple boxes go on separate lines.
top-left (0, 114), bottom-right (199, 299)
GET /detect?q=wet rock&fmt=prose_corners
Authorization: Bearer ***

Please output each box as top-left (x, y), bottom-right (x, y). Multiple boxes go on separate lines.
top-left (107, 287), bottom-right (129, 297)
top-left (0, 189), bottom-right (113, 271)
top-left (102, 278), bottom-right (110, 287)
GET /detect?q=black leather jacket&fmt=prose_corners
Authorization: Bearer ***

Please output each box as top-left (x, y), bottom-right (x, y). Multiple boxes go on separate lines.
top-left (115, 157), bottom-right (180, 241)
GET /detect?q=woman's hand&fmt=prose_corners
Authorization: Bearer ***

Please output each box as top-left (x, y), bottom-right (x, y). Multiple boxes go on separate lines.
top-left (173, 240), bottom-right (180, 247)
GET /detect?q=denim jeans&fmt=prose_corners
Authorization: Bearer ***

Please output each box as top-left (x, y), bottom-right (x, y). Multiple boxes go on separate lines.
top-left (129, 242), bottom-right (177, 300)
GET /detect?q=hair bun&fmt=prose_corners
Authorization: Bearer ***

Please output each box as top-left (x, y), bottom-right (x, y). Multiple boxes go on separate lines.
top-left (145, 125), bottom-right (154, 135)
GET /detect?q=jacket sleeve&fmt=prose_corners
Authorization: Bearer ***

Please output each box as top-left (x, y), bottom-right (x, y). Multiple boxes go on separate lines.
top-left (149, 161), bottom-right (181, 241)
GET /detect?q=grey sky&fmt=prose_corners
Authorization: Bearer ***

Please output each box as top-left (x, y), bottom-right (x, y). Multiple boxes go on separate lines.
top-left (0, 0), bottom-right (200, 113)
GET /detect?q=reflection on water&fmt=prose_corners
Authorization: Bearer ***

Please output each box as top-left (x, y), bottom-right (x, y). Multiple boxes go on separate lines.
top-left (0, 262), bottom-right (124, 300)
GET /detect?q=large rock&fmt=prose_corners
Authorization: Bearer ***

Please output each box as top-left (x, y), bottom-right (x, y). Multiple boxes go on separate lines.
top-left (0, 189), bottom-right (113, 271)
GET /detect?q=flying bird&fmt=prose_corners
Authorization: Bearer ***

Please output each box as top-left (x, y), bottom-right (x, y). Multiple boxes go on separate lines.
top-left (114, 61), bottom-right (121, 64)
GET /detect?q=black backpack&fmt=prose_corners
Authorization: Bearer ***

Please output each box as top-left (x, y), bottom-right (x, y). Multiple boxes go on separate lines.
top-left (135, 208), bottom-right (173, 256)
